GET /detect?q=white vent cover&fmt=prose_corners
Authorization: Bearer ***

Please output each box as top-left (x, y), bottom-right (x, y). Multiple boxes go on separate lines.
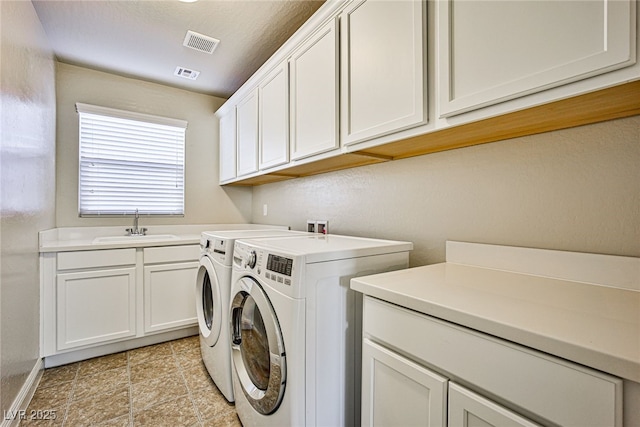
top-left (183, 30), bottom-right (220, 54)
top-left (174, 66), bottom-right (200, 80)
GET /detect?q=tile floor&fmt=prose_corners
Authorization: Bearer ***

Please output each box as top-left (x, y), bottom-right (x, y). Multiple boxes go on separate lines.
top-left (21, 335), bottom-right (241, 426)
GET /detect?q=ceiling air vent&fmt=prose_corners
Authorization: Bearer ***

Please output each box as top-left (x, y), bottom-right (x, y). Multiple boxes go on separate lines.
top-left (174, 66), bottom-right (200, 80)
top-left (183, 30), bottom-right (220, 54)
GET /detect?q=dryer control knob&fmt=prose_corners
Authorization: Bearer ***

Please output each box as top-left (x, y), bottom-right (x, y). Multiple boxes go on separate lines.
top-left (246, 250), bottom-right (257, 269)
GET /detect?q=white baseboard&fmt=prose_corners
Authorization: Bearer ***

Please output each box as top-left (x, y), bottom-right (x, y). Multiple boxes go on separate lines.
top-left (44, 326), bottom-right (198, 368)
top-left (1, 358), bottom-right (44, 427)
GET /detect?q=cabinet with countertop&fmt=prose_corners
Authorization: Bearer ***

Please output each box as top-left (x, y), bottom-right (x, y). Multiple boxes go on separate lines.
top-left (361, 297), bottom-right (621, 427)
top-left (39, 224), bottom-right (289, 366)
top-left (42, 244), bottom-right (200, 364)
top-left (352, 241), bottom-right (640, 427)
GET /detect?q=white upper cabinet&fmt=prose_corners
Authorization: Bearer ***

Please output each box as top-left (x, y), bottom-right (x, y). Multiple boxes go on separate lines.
top-left (341, 0), bottom-right (427, 146)
top-left (438, 0), bottom-right (637, 117)
top-left (259, 62), bottom-right (289, 169)
top-left (236, 88), bottom-right (259, 176)
top-left (217, 0), bottom-right (639, 185)
top-left (290, 18), bottom-right (339, 160)
top-left (218, 108), bottom-right (236, 183)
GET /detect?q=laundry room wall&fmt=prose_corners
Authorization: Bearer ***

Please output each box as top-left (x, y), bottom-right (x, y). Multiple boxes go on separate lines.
top-left (0, 0), bottom-right (57, 414)
top-left (55, 63), bottom-right (253, 227)
top-left (251, 116), bottom-right (640, 266)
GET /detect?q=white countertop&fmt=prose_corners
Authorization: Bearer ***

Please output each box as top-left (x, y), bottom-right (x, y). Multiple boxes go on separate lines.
top-left (40, 234), bottom-right (202, 252)
top-left (351, 242), bottom-right (640, 383)
top-left (39, 224), bottom-right (289, 252)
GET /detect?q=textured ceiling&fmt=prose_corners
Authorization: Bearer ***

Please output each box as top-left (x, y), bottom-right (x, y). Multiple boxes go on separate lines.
top-left (32, 0), bottom-right (325, 98)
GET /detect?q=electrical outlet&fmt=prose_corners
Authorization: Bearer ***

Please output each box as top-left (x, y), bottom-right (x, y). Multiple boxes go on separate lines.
top-left (263, 204), bottom-right (268, 216)
top-left (307, 220), bottom-right (316, 233)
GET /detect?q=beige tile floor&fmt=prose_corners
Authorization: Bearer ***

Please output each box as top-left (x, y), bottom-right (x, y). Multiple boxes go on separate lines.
top-left (21, 335), bottom-right (241, 427)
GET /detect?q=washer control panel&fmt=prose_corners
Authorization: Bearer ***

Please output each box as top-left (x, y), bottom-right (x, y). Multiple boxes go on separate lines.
top-left (265, 254), bottom-right (293, 286)
top-left (267, 254), bottom-right (293, 276)
top-left (233, 242), bottom-right (295, 287)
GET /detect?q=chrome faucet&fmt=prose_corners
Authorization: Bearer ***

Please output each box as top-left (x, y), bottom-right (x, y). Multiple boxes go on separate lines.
top-left (126, 209), bottom-right (147, 236)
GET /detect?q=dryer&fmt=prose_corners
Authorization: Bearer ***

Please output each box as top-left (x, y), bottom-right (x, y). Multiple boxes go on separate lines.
top-left (229, 234), bottom-right (413, 426)
top-left (196, 229), bottom-right (306, 402)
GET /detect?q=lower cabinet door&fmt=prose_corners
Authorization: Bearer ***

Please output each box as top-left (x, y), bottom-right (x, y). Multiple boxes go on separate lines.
top-left (448, 383), bottom-right (541, 427)
top-left (143, 262), bottom-right (199, 333)
top-left (57, 267), bottom-right (136, 350)
top-left (362, 339), bottom-right (448, 427)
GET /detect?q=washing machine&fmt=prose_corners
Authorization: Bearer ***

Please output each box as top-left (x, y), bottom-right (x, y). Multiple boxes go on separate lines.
top-left (229, 234), bottom-right (413, 426)
top-left (196, 229), bottom-right (307, 402)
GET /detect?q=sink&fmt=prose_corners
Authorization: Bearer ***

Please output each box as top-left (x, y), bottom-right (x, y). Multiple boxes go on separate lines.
top-left (92, 234), bottom-right (179, 244)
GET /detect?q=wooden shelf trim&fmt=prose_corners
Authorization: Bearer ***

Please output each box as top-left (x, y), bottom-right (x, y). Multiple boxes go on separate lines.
top-left (357, 81), bottom-right (640, 160)
top-left (224, 81), bottom-right (640, 186)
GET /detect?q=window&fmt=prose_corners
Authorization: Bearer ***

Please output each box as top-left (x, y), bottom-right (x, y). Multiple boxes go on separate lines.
top-left (76, 103), bottom-right (186, 216)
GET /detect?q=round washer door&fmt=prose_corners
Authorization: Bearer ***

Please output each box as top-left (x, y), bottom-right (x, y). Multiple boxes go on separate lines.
top-left (230, 277), bottom-right (286, 415)
top-left (196, 256), bottom-right (222, 347)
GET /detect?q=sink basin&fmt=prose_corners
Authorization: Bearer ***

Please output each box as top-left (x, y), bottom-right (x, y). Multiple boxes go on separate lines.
top-left (92, 234), bottom-right (179, 244)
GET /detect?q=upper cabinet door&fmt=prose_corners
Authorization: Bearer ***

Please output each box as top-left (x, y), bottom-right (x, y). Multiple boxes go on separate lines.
top-left (341, 0), bottom-right (427, 146)
top-left (259, 62), bottom-right (289, 170)
top-left (290, 18), bottom-right (339, 160)
top-left (236, 89), bottom-right (259, 177)
top-left (218, 108), bottom-right (236, 183)
top-left (438, 0), bottom-right (637, 117)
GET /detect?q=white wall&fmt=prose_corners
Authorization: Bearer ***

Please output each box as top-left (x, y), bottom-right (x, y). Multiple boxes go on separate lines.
top-left (55, 63), bottom-right (252, 227)
top-left (0, 0), bottom-right (56, 413)
top-left (252, 116), bottom-right (640, 266)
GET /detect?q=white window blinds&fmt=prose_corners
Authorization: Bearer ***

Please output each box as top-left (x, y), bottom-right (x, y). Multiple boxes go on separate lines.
top-left (76, 103), bottom-right (187, 216)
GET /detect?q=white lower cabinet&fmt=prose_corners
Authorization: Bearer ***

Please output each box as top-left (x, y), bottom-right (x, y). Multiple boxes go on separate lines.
top-left (43, 245), bottom-right (199, 358)
top-left (362, 338), bottom-right (537, 427)
top-left (448, 383), bottom-right (540, 427)
top-left (56, 267), bottom-right (136, 351)
top-left (143, 261), bottom-right (198, 333)
top-left (361, 296), bottom-right (622, 427)
top-left (362, 339), bottom-right (447, 427)
top-left (143, 245), bottom-right (199, 334)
